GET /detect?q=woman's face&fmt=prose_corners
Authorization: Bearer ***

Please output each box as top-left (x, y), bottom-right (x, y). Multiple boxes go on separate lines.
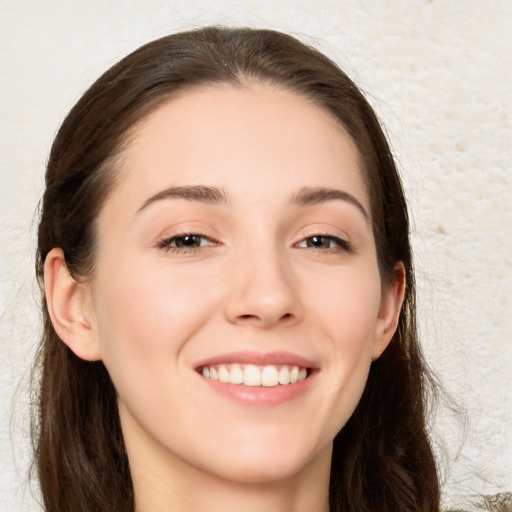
top-left (84, 83), bottom-right (402, 485)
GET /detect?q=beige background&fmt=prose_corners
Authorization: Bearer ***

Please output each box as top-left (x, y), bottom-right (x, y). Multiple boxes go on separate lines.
top-left (1, 1), bottom-right (511, 509)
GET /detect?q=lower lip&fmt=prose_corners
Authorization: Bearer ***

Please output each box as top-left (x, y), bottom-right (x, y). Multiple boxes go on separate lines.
top-left (198, 372), bottom-right (317, 406)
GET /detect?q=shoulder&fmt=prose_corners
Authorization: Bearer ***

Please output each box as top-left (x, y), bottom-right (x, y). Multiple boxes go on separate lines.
top-left (443, 492), bottom-right (512, 512)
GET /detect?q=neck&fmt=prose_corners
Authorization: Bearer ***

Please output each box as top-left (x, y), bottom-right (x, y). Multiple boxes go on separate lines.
top-left (134, 464), bottom-right (331, 512)
top-left (128, 431), bottom-right (331, 512)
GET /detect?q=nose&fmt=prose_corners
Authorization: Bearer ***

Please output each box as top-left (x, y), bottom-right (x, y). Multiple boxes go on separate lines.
top-left (223, 245), bottom-right (302, 328)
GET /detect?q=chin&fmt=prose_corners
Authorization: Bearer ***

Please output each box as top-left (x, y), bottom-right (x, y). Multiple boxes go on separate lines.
top-left (205, 456), bottom-right (314, 485)
top-left (193, 432), bottom-right (332, 485)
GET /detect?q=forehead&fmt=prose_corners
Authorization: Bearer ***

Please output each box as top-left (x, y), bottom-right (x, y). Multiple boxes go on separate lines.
top-left (109, 82), bottom-right (369, 214)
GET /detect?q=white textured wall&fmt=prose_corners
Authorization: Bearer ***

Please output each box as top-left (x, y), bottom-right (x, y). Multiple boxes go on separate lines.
top-left (1, 1), bottom-right (510, 510)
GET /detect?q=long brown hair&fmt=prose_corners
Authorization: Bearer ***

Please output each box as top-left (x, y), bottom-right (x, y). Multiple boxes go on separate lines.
top-left (33, 26), bottom-right (440, 511)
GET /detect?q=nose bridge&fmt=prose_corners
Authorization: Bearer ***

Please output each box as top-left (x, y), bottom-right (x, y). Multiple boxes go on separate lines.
top-left (224, 234), bottom-right (300, 327)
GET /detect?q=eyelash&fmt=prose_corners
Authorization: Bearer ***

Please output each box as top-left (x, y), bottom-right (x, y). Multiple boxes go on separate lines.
top-left (157, 232), bottom-right (352, 256)
top-left (157, 233), bottom-right (218, 254)
top-left (295, 234), bottom-right (353, 253)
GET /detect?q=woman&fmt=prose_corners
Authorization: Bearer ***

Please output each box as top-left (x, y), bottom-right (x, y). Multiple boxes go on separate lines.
top-left (34, 26), bottom-right (439, 511)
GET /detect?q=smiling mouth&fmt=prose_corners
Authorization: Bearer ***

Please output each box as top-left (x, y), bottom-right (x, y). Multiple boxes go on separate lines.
top-left (198, 364), bottom-right (312, 387)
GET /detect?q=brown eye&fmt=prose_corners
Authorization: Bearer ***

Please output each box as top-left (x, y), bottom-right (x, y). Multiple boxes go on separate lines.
top-left (297, 235), bottom-right (352, 252)
top-left (158, 233), bottom-right (217, 252)
top-left (306, 236), bottom-right (332, 249)
top-left (173, 235), bottom-right (203, 248)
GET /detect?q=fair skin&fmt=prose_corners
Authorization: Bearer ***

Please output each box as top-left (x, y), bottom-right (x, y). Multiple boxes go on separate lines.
top-left (45, 82), bottom-right (404, 512)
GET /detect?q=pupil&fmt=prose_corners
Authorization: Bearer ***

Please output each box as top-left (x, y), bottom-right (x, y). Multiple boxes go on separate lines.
top-left (177, 235), bottom-right (199, 247)
top-left (310, 236), bottom-right (327, 248)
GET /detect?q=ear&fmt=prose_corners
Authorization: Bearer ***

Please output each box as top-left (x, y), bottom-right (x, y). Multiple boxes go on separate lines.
top-left (44, 248), bottom-right (102, 361)
top-left (372, 262), bottom-right (406, 360)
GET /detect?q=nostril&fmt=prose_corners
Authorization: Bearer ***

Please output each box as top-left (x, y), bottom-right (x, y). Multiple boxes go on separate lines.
top-left (235, 312), bottom-right (294, 324)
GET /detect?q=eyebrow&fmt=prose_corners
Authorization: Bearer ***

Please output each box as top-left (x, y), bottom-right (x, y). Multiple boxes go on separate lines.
top-left (138, 185), bottom-right (229, 212)
top-left (137, 184), bottom-right (368, 220)
top-left (291, 187), bottom-right (369, 220)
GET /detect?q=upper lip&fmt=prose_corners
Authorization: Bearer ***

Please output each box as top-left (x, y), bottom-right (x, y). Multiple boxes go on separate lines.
top-left (193, 351), bottom-right (319, 370)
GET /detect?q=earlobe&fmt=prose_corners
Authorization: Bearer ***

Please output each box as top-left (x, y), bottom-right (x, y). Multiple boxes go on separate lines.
top-left (44, 248), bottom-right (102, 361)
top-left (372, 262), bottom-right (406, 360)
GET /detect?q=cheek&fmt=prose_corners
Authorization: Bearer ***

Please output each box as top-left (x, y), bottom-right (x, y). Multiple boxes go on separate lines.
top-left (308, 263), bottom-right (382, 342)
top-left (305, 266), bottom-right (381, 424)
top-left (91, 257), bottom-right (222, 379)
top-left (90, 258), bottom-right (225, 445)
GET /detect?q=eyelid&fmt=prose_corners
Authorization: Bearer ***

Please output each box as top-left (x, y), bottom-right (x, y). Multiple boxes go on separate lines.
top-left (153, 220), bottom-right (222, 245)
top-left (154, 225), bottom-right (354, 255)
top-left (294, 230), bottom-right (354, 253)
top-left (156, 231), bottom-right (220, 253)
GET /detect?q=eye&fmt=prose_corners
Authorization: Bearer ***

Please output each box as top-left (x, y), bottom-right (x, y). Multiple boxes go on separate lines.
top-left (296, 235), bottom-right (352, 252)
top-left (158, 233), bottom-right (217, 253)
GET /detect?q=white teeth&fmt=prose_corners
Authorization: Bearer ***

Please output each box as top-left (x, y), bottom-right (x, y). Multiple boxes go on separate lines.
top-left (261, 366), bottom-right (279, 387)
top-left (200, 364), bottom-right (310, 387)
top-left (229, 364), bottom-right (244, 384)
top-left (278, 366), bottom-right (290, 385)
top-left (244, 365), bottom-right (261, 386)
top-left (218, 365), bottom-right (230, 383)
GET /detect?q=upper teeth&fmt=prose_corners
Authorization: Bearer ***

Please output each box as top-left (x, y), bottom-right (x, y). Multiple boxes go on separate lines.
top-left (201, 364), bottom-right (308, 387)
